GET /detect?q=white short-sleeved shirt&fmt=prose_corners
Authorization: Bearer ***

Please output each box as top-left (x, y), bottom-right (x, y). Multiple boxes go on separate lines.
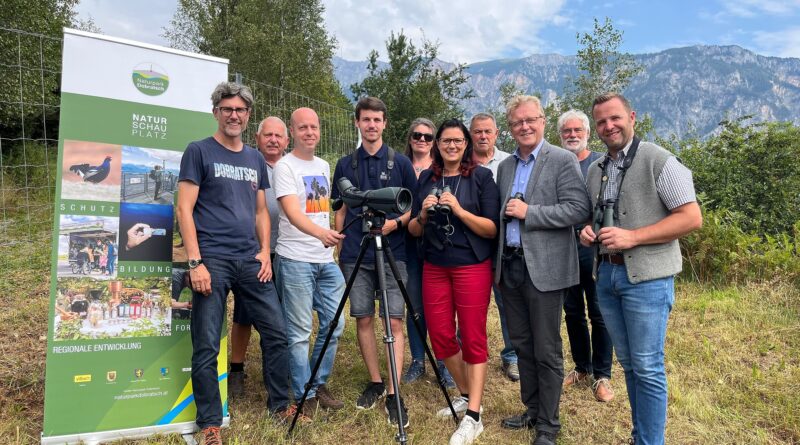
top-left (273, 152), bottom-right (334, 263)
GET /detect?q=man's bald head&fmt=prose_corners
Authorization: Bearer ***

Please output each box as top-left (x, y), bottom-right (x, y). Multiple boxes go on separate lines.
top-left (290, 107), bottom-right (321, 153)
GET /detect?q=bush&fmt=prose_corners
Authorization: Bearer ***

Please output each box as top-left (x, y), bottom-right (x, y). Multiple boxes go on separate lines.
top-left (682, 204), bottom-right (800, 286)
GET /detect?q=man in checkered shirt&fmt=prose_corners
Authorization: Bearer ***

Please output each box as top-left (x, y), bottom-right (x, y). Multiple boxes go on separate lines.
top-left (579, 93), bottom-right (702, 445)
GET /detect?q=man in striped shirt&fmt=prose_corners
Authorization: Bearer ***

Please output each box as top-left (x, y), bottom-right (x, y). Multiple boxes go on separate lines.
top-left (579, 93), bottom-right (702, 445)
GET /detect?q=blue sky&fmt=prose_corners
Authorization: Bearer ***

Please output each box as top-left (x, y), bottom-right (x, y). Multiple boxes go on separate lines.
top-left (75, 0), bottom-right (800, 63)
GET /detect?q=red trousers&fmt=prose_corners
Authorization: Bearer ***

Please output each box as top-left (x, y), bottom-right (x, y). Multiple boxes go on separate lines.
top-left (422, 259), bottom-right (492, 364)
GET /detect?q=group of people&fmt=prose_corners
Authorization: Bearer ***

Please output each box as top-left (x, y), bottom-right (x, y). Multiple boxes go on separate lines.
top-left (72, 238), bottom-right (116, 275)
top-left (177, 82), bottom-right (701, 445)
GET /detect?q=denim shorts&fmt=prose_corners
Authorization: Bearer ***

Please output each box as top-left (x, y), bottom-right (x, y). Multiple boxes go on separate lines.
top-left (341, 261), bottom-right (407, 319)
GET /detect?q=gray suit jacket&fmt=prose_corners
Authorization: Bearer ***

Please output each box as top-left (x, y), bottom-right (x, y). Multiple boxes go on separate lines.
top-left (494, 141), bottom-right (592, 292)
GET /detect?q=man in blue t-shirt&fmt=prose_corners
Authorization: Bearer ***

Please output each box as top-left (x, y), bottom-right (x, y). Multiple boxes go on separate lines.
top-left (176, 82), bottom-right (293, 444)
top-left (332, 97), bottom-right (416, 427)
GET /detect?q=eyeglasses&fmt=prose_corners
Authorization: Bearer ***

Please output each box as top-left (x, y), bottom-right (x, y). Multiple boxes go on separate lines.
top-left (438, 138), bottom-right (466, 146)
top-left (215, 106), bottom-right (250, 116)
top-left (509, 116), bottom-right (544, 130)
top-left (560, 127), bottom-right (586, 136)
top-left (411, 132), bottom-right (434, 142)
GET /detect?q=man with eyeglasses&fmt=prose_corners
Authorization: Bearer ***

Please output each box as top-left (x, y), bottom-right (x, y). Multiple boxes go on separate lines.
top-left (177, 82), bottom-right (292, 444)
top-left (332, 97), bottom-right (416, 427)
top-left (557, 109), bottom-right (615, 403)
top-left (580, 93), bottom-right (701, 445)
top-left (494, 95), bottom-right (591, 445)
top-left (469, 112), bottom-right (519, 383)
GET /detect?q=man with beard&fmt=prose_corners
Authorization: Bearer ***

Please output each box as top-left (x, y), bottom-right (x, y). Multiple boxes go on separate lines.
top-left (557, 109), bottom-right (614, 403)
top-left (580, 93), bottom-right (701, 445)
top-left (177, 82), bottom-right (291, 444)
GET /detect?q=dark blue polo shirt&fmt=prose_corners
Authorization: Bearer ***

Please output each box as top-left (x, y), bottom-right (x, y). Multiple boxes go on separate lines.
top-left (332, 144), bottom-right (417, 263)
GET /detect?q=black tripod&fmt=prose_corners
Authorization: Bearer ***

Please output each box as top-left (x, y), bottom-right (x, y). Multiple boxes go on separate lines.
top-left (288, 209), bottom-right (459, 443)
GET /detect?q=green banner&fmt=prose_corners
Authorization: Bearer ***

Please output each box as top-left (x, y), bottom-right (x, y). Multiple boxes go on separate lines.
top-left (43, 29), bottom-right (229, 443)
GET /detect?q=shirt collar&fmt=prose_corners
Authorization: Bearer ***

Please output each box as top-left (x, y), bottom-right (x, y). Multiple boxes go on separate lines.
top-left (513, 139), bottom-right (544, 164)
top-left (358, 143), bottom-right (388, 159)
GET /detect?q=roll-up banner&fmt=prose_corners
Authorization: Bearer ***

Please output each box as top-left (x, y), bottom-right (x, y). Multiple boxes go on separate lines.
top-left (42, 29), bottom-right (229, 444)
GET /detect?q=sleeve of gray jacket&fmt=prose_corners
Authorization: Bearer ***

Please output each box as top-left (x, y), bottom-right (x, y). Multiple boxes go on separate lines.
top-left (524, 153), bottom-right (591, 229)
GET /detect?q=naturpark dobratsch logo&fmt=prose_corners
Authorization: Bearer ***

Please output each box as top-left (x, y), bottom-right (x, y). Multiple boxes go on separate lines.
top-left (132, 63), bottom-right (169, 96)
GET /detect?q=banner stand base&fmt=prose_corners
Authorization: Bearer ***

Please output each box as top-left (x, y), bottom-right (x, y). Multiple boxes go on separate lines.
top-left (41, 417), bottom-right (229, 445)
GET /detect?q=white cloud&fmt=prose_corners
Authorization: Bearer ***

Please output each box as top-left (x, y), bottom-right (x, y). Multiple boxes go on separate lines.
top-left (323, 0), bottom-right (567, 63)
top-left (754, 26), bottom-right (800, 58)
top-left (718, 0), bottom-right (800, 18)
top-left (74, 0), bottom-right (175, 47)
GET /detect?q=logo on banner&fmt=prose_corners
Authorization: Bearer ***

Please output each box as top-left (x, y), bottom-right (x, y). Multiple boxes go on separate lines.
top-left (134, 368), bottom-right (144, 379)
top-left (132, 62), bottom-right (169, 96)
top-left (74, 374), bottom-right (92, 383)
top-left (106, 371), bottom-right (117, 382)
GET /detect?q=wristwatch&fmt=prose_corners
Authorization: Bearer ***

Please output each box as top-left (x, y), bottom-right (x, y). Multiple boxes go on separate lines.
top-left (188, 258), bottom-right (203, 269)
top-left (394, 217), bottom-right (403, 230)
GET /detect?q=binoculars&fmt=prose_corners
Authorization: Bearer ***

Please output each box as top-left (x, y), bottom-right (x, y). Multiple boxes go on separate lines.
top-left (592, 198), bottom-right (616, 239)
top-left (503, 192), bottom-right (524, 223)
top-left (426, 185), bottom-right (452, 216)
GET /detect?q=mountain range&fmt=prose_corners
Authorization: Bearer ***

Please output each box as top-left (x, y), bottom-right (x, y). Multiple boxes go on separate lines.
top-left (333, 45), bottom-right (800, 138)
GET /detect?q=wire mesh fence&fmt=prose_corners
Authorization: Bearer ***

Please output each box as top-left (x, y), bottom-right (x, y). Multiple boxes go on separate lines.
top-left (0, 27), bottom-right (358, 249)
top-left (0, 27), bottom-right (62, 247)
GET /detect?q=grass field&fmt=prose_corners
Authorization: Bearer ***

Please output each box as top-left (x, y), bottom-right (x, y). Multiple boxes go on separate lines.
top-left (1, 221), bottom-right (798, 444)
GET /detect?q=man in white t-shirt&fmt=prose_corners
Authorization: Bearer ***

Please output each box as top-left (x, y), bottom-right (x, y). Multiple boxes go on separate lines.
top-left (273, 107), bottom-right (346, 418)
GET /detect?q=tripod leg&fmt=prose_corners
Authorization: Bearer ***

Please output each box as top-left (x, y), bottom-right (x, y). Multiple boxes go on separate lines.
top-left (384, 246), bottom-right (460, 424)
top-left (374, 235), bottom-right (408, 444)
top-left (287, 237), bottom-right (370, 435)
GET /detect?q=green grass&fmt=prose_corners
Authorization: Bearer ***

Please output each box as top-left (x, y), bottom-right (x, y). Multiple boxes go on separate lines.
top-left (1, 223), bottom-right (799, 444)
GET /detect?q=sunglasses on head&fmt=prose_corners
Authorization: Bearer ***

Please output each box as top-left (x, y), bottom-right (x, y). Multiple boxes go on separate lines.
top-left (411, 132), bottom-right (434, 142)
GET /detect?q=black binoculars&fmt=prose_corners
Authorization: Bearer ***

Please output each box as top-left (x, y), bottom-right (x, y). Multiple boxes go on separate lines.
top-left (592, 198), bottom-right (616, 239)
top-left (503, 192), bottom-right (524, 223)
top-left (426, 185), bottom-right (452, 216)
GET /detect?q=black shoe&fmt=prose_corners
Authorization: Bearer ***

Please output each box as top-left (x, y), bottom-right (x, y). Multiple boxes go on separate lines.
top-left (532, 430), bottom-right (556, 445)
top-left (356, 381), bottom-right (386, 409)
top-left (385, 395), bottom-right (409, 428)
top-left (501, 412), bottom-right (535, 430)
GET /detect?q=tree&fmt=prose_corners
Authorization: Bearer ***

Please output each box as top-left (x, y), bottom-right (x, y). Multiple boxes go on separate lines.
top-left (0, 0), bottom-right (88, 138)
top-left (679, 118), bottom-right (800, 236)
top-left (163, 0), bottom-right (348, 107)
top-left (552, 17), bottom-right (651, 149)
top-left (350, 31), bottom-right (473, 148)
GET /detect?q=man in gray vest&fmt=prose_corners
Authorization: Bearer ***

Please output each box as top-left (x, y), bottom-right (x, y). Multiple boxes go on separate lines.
top-left (557, 110), bottom-right (614, 403)
top-left (495, 95), bottom-right (591, 445)
top-left (579, 93), bottom-right (701, 445)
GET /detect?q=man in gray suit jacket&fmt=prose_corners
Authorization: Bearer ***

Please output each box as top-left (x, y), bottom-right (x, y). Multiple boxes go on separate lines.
top-left (495, 95), bottom-right (591, 445)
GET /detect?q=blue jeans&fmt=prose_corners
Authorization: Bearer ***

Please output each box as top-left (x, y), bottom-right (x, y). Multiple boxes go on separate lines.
top-left (405, 252), bottom-right (427, 361)
top-left (274, 254), bottom-right (345, 400)
top-left (191, 258), bottom-right (289, 429)
top-left (493, 283), bottom-right (518, 364)
top-left (596, 262), bottom-right (674, 445)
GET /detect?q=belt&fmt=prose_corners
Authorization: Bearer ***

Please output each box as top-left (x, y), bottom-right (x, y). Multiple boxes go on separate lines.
top-left (503, 245), bottom-right (524, 257)
top-left (599, 253), bottom-right (625, 265)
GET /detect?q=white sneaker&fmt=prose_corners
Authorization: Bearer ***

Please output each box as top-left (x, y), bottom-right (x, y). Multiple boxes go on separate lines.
top-left (449, 416), bottom-right (484, 445)
top-left (437, 396), bottom-right (468, 418)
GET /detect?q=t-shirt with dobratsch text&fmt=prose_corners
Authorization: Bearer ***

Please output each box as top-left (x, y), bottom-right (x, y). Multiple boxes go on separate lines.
top-left (273, 152), bottom-right (334, 263)
top-left (178, 136), bottom-right (269, 259)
